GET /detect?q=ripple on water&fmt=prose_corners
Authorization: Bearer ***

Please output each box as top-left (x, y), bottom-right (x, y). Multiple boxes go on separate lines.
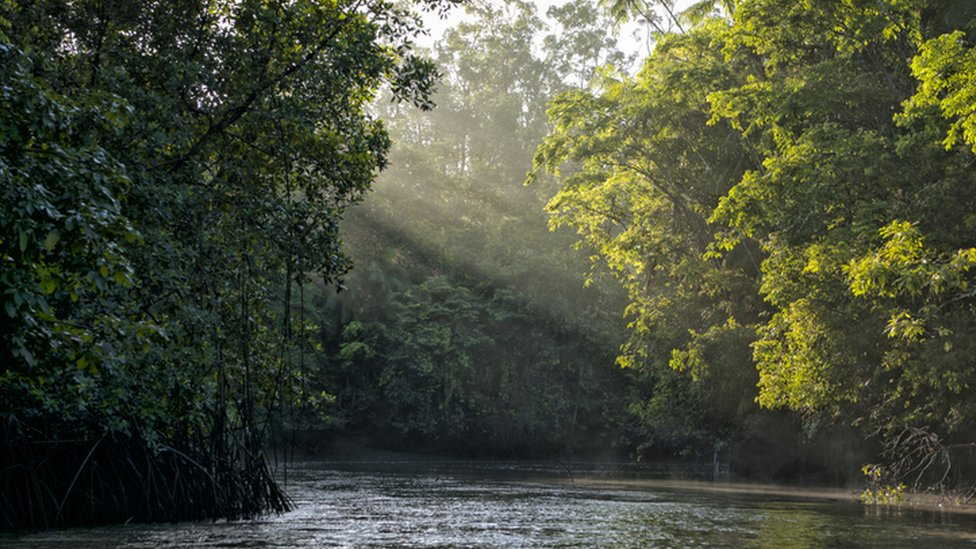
top-left (5, 462), bottom-right (976, 548)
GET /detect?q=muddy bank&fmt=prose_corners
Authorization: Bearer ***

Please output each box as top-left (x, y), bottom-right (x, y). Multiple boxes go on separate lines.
top-left (542, 476), bottom-right (976, 516)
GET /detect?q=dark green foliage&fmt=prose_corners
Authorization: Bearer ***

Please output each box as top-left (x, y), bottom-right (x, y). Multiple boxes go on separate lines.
top-left (1, 0), bottom-right (453, 529)
top-left (330, 276), bottom-right (627, 455)
top-left (0, 42), bottom-right (142, 430)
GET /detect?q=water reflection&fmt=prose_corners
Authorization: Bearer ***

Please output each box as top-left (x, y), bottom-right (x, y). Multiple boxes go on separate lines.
top-left (4, 461), bottom-right (976, 548)
top-left (751, 507), bottom-right (832, 548)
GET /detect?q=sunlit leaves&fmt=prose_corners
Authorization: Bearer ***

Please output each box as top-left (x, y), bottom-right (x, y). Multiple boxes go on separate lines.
top-left (847, 221), bottom-right (976, 345)
top-left (531, 18), bottom-right (767, 452)
top-left (753, 300), bottom-right (834, 412)
top-left (904, 31), bottom-right (976, 154)
top-left (533, 21), bottom-right (758, 374)
top-left (703, 2), bottom-right (976, 488)
top-left (546, 0), bottom-right (976, 472)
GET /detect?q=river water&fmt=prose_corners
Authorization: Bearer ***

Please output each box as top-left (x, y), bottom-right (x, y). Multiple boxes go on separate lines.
top-left (5, 460), bottom-right (976, 547)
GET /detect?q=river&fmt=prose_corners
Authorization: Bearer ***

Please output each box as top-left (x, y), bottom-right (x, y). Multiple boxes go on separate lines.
top-left (4, 460), bottom-right (976, 547)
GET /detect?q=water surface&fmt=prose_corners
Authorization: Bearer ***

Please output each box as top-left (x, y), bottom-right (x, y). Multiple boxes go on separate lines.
top-left (6, 460), bottom-right (976, 547)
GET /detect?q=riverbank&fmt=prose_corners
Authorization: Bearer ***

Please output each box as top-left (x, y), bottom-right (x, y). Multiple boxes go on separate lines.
top-left (283, 437), bottom-right (976, 517)
top-left (7, 459), bottom-right (976, 548)
top-left (550, 477), bottom-right (976, 516)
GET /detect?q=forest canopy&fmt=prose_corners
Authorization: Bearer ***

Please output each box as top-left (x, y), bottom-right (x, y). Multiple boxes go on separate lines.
top-left (531, 0), bottom-right (976, 490)
top-left (0, 0), bottom-right (458, 529)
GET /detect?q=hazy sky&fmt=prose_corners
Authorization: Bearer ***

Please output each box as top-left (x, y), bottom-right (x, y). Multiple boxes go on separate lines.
top-left (419, 0), bottom-right (651, 61)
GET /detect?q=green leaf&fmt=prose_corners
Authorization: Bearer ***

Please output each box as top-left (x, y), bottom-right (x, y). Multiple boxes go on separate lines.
top-left (43, 230), bottom-right (60, 251)
top-left (39, 279), bottom-right (57, 295)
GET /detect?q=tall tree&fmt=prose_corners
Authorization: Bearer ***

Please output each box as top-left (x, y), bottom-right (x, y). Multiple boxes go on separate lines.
top-left (710, 0), bottom-right (976, 488)
top-left (1, 0), bottom-right (455, 528)
top-left (530, 16), bottom-right (765, 458)
top-left (535, 0), bottom-right (976, 484)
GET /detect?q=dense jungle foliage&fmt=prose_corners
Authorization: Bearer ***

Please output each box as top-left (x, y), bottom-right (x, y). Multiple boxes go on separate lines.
top-left (0, 0), bottom-right (457, 529)
top-left (5, 0), bottom-right (976, 531)
top-left (529, 0), bottom-right (976, 491)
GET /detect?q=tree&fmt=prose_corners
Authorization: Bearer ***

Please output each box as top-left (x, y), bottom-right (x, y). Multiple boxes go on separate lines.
top-left (708, 0), bottom-right (976, 488)
top-left (1, 0), bottom-right (456, 529)
top-left (529, 16), bottom-right (765, 458)
top-left (534, 0), bottom-right (976, 485)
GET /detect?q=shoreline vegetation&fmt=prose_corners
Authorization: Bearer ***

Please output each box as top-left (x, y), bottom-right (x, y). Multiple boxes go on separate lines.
top-left (565, 478), bottom-right (976, 516)
top-left (287, 441), bottom-right (976, 516)
top-left (0, 0), bottom-right (459, 530)
top-left (1, 434), bottom-right (290, 529)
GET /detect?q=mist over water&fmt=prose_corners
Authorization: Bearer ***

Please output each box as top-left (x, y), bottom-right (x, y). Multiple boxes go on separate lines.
top-left (7, 462), bottom-right (976, 548)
